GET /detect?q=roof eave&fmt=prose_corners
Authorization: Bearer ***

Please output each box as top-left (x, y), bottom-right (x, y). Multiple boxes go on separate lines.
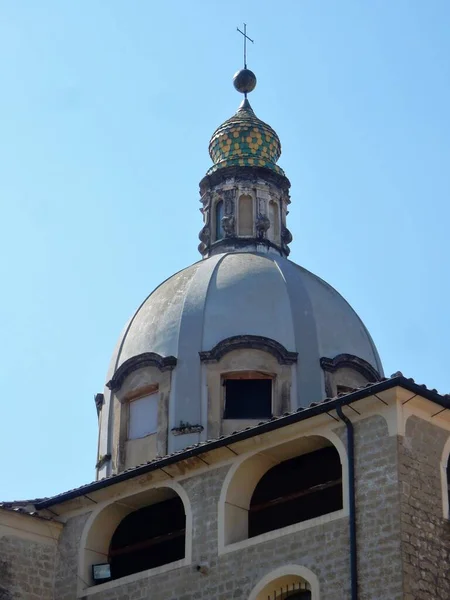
top-left (34, 377), bottom-right (449, 510)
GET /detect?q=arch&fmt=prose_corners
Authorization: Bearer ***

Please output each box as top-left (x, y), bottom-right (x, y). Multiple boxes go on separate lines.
top-left (238, 194), bottom-right (254, 236)
top-left (218, 431), bottom-right (348, 551)
top-left (78, 481), bottom-right (192, 591)
top-left (320, 354), bottom-right (382, 397)
top-left (440, 435), bottom-right (450, 519)
top-left (268, 199), bottom-right (280, 242)
top-left (106, 352), bottom-right (177, 392)
top-left (215, 199), bottom-right (224, 241)
top-left (199, 335), bottom-right (298, 365)
top-left (248, 565), bottom-right (320, 600)
top-left (320, 354), bottom-right (381, 383)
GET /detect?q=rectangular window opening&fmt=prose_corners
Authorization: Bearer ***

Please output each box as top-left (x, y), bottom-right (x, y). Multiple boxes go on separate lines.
top-left (128, 391), bottom-right (159, 440)
top-left (223, 377), bottom-right (272, 420)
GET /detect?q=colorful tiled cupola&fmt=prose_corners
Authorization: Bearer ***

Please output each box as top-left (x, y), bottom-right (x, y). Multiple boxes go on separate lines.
top-left (207, 98), bottom-right (284, 175)
top-left (206, 67), bottom-right (284, 176)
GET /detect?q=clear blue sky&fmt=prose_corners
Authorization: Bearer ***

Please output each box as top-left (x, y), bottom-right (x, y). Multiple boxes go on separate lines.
top-left (1, 1), bottom-right (449, 500)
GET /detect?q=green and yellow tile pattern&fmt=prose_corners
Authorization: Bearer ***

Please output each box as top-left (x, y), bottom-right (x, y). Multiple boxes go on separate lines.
top-left (207, 100), bottom-right (284, 176)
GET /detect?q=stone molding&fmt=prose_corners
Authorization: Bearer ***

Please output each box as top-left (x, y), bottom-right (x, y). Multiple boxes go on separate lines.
top-left (205, 236), bottom-right (286, 257)
top-left (199, 165), bottom-right (291, 196)
top-left (107, 353), bottom-right (177, 392)
top-left (320, 353), bottom-right (381, 382)
top-left (199, 335), bottom-right (298, 365)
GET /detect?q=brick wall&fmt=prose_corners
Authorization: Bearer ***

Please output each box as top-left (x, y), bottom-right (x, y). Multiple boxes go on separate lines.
top-left (399, 416), bottom-right (450, 599)
top-left (0, 534), bottom-right (56, 600)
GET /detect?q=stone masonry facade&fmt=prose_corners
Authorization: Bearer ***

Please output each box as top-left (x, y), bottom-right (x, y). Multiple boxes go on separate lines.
top-left (0, 535), bottom-right (56, 600)
top-left (399, 416), bottom-right (450, 600)
top-left (55, 415), bottom-right (403, 600)
top-left (2, 412), bottom-right (450, 599)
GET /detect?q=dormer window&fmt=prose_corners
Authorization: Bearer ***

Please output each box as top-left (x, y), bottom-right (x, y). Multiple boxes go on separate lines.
top-left (128, 390), bottom-right (159, 440)
top-left (223, 372), bottom-right (272, 419)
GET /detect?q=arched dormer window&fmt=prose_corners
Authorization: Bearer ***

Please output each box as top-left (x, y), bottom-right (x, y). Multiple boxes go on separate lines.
top-left (215, 199), bottom-right (224, 241)
top-left (200, 337), bottom-right (297, 438)
top-left (238, 194), bottom-right (253, 236)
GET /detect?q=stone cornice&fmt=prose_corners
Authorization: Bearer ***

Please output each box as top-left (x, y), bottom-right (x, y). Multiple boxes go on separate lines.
top-left (320, 354), bottom-right (381, 382)
top-left (107, 353), bottom-right (177, 392)
top-left (199, 165), bottom-right (291, 195)
top-left (204, 236), bottom-right (288, 258)
top-left (199, 335), bottom-right (298, 365)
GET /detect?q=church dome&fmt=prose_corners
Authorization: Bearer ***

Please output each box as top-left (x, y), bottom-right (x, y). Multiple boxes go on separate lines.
top-left (97, 63), bottom-right (384, 478)
top-left (107, 252), bottom-right (382, 398)
top-left (207, 99), bottom-right (284, 175)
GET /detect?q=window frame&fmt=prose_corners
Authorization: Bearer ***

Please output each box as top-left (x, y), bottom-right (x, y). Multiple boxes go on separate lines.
top-left (127, 389), bottom-right (159, 441)
top-left (222, 371), bottom-right (274, 421)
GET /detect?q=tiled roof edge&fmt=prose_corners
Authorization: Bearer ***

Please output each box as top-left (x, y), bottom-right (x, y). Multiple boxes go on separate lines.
top-left (34, 376), bottom-right (449, 510)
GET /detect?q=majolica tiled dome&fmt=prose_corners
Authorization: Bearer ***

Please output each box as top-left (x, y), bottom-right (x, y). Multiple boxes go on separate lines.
top-left (207, 98), bottom-right (284, 176)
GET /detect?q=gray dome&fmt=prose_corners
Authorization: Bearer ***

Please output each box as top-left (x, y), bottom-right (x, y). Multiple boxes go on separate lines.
top-left (107, 252), bottom-right (382, 400)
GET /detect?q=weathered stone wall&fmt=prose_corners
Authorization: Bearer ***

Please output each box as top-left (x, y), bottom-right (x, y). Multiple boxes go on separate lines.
top-left (70, 464), bottom-right (349, 600)
top-left (399, 416), bottom-right (450, 599)
top-left (53, 513), bottom-right (90, 600)
top-left (0, 534), bottom-right (56, 600)
top-left (52, 414), bottom-right (407, 600)
top-left (353, 415), bottom-right (403, 600)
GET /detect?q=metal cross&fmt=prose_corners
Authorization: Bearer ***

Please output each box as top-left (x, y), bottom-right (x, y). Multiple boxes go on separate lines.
top-left (237, 23), bottom-right (254, 69)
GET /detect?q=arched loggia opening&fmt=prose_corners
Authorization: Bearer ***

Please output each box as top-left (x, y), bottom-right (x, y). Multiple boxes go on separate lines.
top-left (80, 483), bottom-right (191, 588)
top-left (447, 455), bottom-right (450, 514)
top-left (248, 566), bottom-right (319, 600)
top-left (220, 434), bottom-right (346, 548)
top-left (440, 436), bottom-right (450, 520)
top-left (249, 445), bottom-right (342, 538)
top-left (109, 496), bottom-right (185, 579)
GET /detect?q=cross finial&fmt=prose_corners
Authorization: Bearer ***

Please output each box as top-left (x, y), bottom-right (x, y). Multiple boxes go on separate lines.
top-left (237, 23), bottom-right (254, 69)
